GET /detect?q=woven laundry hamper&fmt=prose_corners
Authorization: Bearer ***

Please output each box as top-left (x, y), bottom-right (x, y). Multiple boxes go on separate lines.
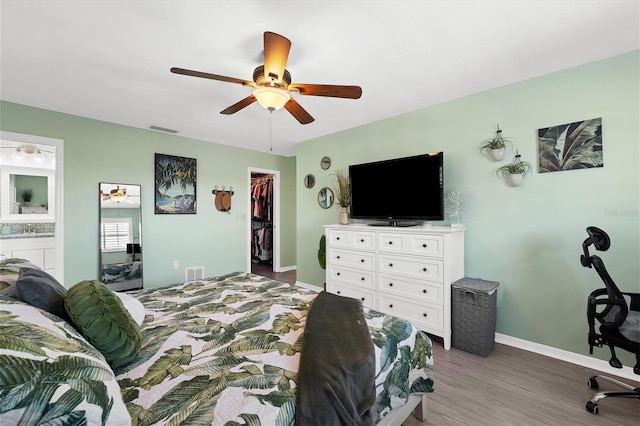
top-left (451, 278), bottom-right (499, 357)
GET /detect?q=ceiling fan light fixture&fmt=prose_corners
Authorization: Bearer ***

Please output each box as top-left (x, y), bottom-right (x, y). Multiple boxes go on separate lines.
top-left (253, 87), bottom-right (290, 111)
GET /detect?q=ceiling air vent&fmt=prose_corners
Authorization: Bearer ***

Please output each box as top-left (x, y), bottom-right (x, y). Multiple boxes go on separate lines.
top-left (149, 125), bottom-right (178, 134)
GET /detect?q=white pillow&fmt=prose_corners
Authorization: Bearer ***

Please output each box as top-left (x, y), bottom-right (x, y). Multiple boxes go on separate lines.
top-left (115, 291), bottom-right (145, 325)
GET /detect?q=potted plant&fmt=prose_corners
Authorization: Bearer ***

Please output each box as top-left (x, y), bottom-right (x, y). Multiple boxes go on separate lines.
top-left (332, 169), bottom-right (350, 224)
top-left (318, 234), bottom-right (326, 270)
top-left (496, 150), bottom-right (532, 186)
top-left (19, 188), bottom-right (34, 207)
top-left (478, 125), bottom-right (511, 161)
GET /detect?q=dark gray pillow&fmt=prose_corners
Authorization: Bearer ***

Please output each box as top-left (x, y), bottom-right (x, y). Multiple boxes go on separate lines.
top-left (16, 267), bottom-right (71, 323)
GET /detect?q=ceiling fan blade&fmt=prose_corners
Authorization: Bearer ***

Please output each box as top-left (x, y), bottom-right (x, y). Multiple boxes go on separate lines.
top-left (263, 32), bottom-right (291, 83)
top-left (220, 95), bottom-right (257, 115)
top-left (171, 67), bottom-right (254, 87)
top-left (289, 83), bottom-right (362, 99)
top-left (284, 98), bottom-right (314, 125)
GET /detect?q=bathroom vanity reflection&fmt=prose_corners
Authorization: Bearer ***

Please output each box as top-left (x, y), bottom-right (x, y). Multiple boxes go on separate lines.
top-left (0, 166), bottom-right (55, 221)
top-left (99, 182), bottom-right (143, 291)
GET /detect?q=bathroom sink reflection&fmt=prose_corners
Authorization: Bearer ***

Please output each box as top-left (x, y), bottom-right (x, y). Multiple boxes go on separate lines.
top-left (0, 232), bottom-right (55, 239)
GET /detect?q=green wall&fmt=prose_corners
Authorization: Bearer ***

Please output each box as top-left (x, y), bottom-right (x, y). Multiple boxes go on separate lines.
top-left (296, 51), bottom-right (639, 366)
top-left (0, 101), bottom-right (297, 288)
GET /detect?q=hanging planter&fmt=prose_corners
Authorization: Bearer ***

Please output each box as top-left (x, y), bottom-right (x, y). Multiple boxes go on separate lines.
top-left (496, 150), bottom-right (532, 186)
top-left (490, 147), bottom-right (505, 161)
top-left (478, 125), bottom-right (511, 161)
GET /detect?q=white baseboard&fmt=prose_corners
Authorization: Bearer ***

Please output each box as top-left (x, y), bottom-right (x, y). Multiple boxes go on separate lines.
top-left (275, 265), bottom-right (296, 273)
top-left (294, 281), bottom-right (321, 292)
top-left (495, 333), bottom-right (638, 382)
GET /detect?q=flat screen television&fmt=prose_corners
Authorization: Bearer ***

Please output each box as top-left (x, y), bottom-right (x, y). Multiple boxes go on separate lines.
top-left (349, 152), bottom-right (444, 226)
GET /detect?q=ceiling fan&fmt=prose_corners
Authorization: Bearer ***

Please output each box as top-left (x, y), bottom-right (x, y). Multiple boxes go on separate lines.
top-left (170, 31), bottom-right (362, 125)
top-left (101, 186), bottom-right (133, 204)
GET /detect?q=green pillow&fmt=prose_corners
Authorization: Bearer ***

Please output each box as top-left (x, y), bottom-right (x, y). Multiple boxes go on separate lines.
top-left (65, 280), bottom-right (142, 368)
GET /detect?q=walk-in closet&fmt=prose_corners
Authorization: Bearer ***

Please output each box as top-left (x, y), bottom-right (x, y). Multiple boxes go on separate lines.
top-left (250, 172), bottom-right (274, 275)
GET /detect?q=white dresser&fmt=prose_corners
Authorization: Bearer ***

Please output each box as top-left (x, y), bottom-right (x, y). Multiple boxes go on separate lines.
top-left (324, 224), bottom-right (465, 349)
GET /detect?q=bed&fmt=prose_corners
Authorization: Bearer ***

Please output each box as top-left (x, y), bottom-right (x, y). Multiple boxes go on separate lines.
top-left (0, 260), bottom-right (434, 425)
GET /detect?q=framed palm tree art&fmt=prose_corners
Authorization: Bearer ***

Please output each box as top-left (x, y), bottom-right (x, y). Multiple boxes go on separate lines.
top-left (154, 153), bottom-right (197, 214)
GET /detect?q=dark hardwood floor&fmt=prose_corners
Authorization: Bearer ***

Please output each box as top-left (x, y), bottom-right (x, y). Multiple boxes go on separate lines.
top-left (251, 262), bottom-right (296, 284)
top-left (404, 337), bottom-right (639, 425)
top-left (249, 267), bottom-right (638, 424)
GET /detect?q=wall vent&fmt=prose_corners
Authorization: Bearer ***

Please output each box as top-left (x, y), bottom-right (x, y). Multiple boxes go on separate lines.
top-left (185, 266), bottom-right (204, 282)
top-left (149, 125), bottom-right (178, 134)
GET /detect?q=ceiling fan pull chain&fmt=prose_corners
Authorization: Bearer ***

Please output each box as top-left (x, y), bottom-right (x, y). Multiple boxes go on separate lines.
top-left (269, 109), bottom-right (273, 152)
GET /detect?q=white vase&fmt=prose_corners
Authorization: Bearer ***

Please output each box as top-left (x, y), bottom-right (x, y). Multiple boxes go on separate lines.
top-left (509, 173), bottom-right (524, 186)
top-left (490, 147), bottom-right (505, 161)
top-left (338, 207), bottom-right (350, 225)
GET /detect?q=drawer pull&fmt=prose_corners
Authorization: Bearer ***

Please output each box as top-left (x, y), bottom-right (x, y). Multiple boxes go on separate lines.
top-left (337, 291), bottom-right (341, 294)
top-left (389, 304), bottom-right (393, 308)
top-left (389, 282), bottom-right (393, 287)
top-left (337, 256), bottom-right (341, 259)
top-left (360, 239), bottom-right (364, 242)
top-left (336, 237), bottom-right (340, 241)
top-left (361, 277), bottom-right (365, 281)
top-left (388, 241), bottom-right (393, 245)
top-left (422, 289), bottom-right (427, 294)
top-left (389, 263), bottom-right (393, 267)
top-left (423, 313), bottom-right (428, 317)
top-left (361, 297), bottom-right (365, 301)
top-left (337, 272), bottom-right (341, 276)
top-left (360, 259), bottom-right (365, 263)
top-left (422, 267), bottom-right (427, 272)
top-left (423, 243), bottom-right (427, 248)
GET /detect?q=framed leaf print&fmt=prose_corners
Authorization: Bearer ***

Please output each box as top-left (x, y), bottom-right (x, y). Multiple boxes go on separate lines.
top-left (154, 153), bottom-right (197, 214)
top-left (537, 117), bottom-right (602, 173)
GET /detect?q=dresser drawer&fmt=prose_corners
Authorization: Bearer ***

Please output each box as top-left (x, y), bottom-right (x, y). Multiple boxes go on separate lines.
top-left (327, 229), bottom-right (376, 250)
top-left (378, 254), bottom-right (443, 282)
top-left (329, 266), bottom-right (375, 289)
top-left (330, 283), bottom-right (375, 308)
top-left (329, 248), bottom-right (375, 270)
top-left (377, 274), bottom-right (442, 304)
top-left (407, 234), bottom-right (443, 258)
top-left (378, 233), bottom-right (443, 258)
top-left (379, 294), bottom-right (443, 331)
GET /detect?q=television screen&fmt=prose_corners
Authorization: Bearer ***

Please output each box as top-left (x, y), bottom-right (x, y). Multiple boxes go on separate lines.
top-left (349, 152), bottom-right (443, 224)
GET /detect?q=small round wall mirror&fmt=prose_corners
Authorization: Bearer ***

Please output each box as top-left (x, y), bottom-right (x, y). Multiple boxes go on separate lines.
top-left (320, 156), bottom-right (332, 170)
top-left (318, 187), bottom-right (334, 209)
top-left (304, 174), bottom-right (315, 189)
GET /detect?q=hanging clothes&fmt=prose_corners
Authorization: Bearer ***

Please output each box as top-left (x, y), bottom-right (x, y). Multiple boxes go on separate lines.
top-left (250, 175), bottom-right (274, 263)
top-left (251, 177), bottom-right (273, 221)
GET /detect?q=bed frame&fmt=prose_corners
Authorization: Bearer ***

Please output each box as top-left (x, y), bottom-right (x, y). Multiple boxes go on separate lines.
top-left (377, 394), bottom-right (427, 425)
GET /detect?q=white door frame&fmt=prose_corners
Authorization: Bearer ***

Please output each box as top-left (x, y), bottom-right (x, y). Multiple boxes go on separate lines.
top-left (0, 131), bottom-right (64, 282)
top-left (247, 167), bottom-right (280, 273)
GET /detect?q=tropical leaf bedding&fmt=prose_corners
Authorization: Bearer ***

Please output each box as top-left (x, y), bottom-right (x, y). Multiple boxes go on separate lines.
top-left (0, 295), bottom-right (130, 426)
top-left (0, 271), bottom-right (434, 425)
top-left (116, 272), bottom-right (434, 425)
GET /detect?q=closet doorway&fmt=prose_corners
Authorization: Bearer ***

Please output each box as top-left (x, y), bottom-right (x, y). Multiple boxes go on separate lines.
top-left (248, 168), bottom-right (280, 276)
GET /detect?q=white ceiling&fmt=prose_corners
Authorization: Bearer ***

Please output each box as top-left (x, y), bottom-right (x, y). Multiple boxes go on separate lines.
top-left (1, 1), bottom-right (638, 157)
